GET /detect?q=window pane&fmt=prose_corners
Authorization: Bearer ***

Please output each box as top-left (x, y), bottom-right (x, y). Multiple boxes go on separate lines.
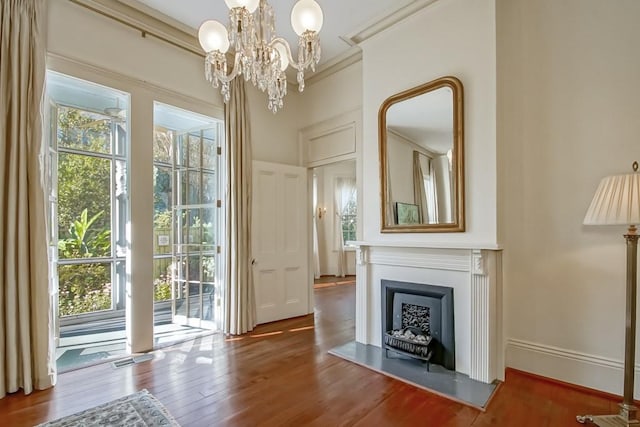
top-left (340, 184), bottom-right (357, 244)
top-left (201, 207), bottom-right (216, 246)
top-left (57, 106), bottom-right (111, 154)
top-left (58, 262), bottom-right (112, 316)
top-left (177, 135), bottom-right (188, 168)
top-left (202, 135), bottom-right (217, 171)
top-left (202, 254), bottom-right (216, 283)
top-left (153, 258), bottom-right (173, 302)
top-left (154, 165), bottom-right (173, 256)
top-left (115, 160), bottom-right (127, 257)
top-left (188, 171), bottom-right (201, 205)
top-left (57, 153), bottom-right (111, 259)
top-left (153, 128), bottom-right (173, 164)
top-left (203, 172), bottom-right (217, 204)
top-left (115, 122), bottom-right (127, 157)
top-left (188, 134), bottom-right (201, 168)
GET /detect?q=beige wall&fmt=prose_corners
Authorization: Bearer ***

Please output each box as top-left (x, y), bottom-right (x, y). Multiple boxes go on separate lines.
top-left (498, 0), bottom-right (640, 395)
top-left (246, 84), bottom-right (302, 165)
top-left (298, 61), bottom-right (363, 129)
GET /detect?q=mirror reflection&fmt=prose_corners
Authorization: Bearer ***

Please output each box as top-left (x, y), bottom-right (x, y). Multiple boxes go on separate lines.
top-left (379, 76), bottom-right (464, 232)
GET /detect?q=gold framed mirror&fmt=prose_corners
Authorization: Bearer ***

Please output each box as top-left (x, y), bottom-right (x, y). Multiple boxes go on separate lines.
top-left (379, 76), bottom-right (464, 233)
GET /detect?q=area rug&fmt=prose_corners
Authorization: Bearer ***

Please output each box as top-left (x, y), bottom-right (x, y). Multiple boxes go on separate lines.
top-left (36, 389), bottom-right (180, 427)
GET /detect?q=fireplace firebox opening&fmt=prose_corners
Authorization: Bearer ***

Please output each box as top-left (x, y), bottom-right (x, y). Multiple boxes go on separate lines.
top-left (381, 279), bottom-right (455, 370)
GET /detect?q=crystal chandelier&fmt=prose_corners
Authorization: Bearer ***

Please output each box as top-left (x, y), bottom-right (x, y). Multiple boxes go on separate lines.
top-left (197, 0), bottom-right (323, 113)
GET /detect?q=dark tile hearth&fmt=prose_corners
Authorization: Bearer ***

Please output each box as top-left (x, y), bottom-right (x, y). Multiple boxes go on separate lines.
top-left (329, 341), bottom-right (498, 410)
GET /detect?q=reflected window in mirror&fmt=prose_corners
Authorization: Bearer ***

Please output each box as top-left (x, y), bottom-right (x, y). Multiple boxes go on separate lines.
top-left (379, 76), bottom-right (464, 232)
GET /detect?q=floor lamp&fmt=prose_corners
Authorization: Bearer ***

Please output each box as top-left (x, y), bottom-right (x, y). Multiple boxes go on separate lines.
top-left (577, 161), bottom-right (640, 426)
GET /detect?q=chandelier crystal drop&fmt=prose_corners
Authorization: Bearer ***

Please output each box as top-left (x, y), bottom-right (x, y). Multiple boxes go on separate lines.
top-left (198, 0), bottom-right (323, 113)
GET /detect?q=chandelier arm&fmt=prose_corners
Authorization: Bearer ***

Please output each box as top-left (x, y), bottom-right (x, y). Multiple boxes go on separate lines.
top-left (270, 37), bottom-right (315, 71)
top-left (208, 52), bottom-right (244, 84)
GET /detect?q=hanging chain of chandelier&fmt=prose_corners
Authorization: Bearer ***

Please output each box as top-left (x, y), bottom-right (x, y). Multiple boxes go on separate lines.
top-left (198, 0), bottom-right (323, 113)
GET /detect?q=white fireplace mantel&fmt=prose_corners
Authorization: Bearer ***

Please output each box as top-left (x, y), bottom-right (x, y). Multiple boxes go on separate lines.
top-left (351, 241), bottom-right (504, 384)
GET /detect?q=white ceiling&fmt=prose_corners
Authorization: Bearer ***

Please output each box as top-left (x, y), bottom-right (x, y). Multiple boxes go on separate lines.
top-left (130, 0), bottom-right (423, 69)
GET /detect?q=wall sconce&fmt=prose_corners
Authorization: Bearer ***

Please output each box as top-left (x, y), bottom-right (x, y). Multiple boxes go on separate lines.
top-left (317, 207), bottom-right (326, 219)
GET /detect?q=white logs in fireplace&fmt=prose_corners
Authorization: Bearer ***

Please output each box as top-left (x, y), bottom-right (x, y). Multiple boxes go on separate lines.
top-left (351, 242), bottom-right (503, 384)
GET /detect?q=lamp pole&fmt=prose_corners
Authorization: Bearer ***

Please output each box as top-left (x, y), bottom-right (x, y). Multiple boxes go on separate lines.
top-left (621, 226), bottom-right (639, 423)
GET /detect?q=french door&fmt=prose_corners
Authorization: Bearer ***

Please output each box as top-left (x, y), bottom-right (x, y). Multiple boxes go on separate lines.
top-left (172, 129), bottom-right (219, 328)
top-left (152, 103), bottom-right (222, 331)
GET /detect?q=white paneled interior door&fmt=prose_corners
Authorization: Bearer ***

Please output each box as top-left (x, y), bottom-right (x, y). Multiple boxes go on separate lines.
top-left (252, 161), bottom-right (309, 324)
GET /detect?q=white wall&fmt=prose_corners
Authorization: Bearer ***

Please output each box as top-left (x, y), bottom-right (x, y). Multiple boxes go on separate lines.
top-left (360, 0), bottom-right (497, 246)
top-left (498, 0), bottom-right (640, 396)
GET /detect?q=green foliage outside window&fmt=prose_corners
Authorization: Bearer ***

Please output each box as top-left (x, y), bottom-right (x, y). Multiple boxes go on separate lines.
top-left (56, 108), bottom-right (114, 316)
top-left (57, 209), bottom-right (112, 316)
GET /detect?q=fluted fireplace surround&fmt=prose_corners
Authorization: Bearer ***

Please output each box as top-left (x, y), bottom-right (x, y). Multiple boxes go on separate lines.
top-left (351, 242), bottom-right (504, 384)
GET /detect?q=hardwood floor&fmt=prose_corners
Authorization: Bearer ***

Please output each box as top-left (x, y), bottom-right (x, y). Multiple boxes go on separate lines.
top-left (0, 283), bottom-right (620, 426)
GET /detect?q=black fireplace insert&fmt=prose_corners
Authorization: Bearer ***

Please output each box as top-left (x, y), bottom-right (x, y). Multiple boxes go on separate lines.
top-left (381, 279), bottom-right (455, 370)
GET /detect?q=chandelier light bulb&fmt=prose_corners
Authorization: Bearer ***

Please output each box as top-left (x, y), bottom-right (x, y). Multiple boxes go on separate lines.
top-left (224, 0), bottom-right (259, 13)
top-left (291, 0), bottom-right (323, 36)
top-left (273, 43), bottom-right (290, 71)
top-left (198, 20), bottom-right (230, 53)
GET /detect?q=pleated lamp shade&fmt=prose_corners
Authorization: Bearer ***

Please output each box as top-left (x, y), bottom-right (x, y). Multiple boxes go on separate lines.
top-left (584, 169), bottom-right (640, 225)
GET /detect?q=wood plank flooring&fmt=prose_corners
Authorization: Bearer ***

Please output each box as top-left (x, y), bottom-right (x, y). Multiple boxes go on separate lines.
top-left (0, 284), bottom-right (621, 426)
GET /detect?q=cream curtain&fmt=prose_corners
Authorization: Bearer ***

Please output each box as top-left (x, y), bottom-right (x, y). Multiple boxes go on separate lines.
top-left (223, 79), bottom-right (256, 335)
top-left (333, 177), bottom-right (355, 278)
top-left (413, 151), bottom-right (428, 223)
top-left (333, 179), bottom-right (345, 278)
top-left (0, 0), bottom-right (55, 398)
top-left (427, 161), bottom-right (439, 223)
top-left (312, 174), bottom-right (320, 279)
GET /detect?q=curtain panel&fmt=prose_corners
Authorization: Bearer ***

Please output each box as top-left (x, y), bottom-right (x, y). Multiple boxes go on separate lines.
top-left (223, 79), bottom-right (256, 335)
top-left (0, 0), bottom-right (55, 398)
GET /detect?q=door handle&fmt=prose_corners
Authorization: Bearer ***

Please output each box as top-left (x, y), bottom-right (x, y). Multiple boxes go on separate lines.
top-left (251, 259), bottom-right (256, 266)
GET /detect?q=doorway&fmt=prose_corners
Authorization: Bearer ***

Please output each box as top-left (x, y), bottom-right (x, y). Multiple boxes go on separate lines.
top-left (312, 159), bottom-right (357, 286)
top-left (152, 103), bottom-right (223, 346)
top-left (47, 71), bottom-right (131, 372)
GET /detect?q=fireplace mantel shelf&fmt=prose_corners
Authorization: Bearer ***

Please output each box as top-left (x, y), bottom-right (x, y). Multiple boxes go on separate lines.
top-left (347, 240), bottom-right (503, 251)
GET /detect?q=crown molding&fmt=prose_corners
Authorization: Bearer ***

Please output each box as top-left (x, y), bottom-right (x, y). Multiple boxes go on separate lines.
top-left (303, 48), bottom-right (363, 87)
top-left (68, 0), bottom-right (202, 57)
top-left (344, 0), bottom-right (440, 46)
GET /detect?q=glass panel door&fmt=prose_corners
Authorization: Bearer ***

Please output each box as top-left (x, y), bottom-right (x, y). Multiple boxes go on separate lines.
top-left (153, 103), bottom-right (221, 336)
top-left (173, 131), bottom-right (218, 328)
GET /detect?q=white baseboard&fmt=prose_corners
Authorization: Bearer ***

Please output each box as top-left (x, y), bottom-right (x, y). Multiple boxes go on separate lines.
top-left (506, 338), bottom-right (638, 397)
